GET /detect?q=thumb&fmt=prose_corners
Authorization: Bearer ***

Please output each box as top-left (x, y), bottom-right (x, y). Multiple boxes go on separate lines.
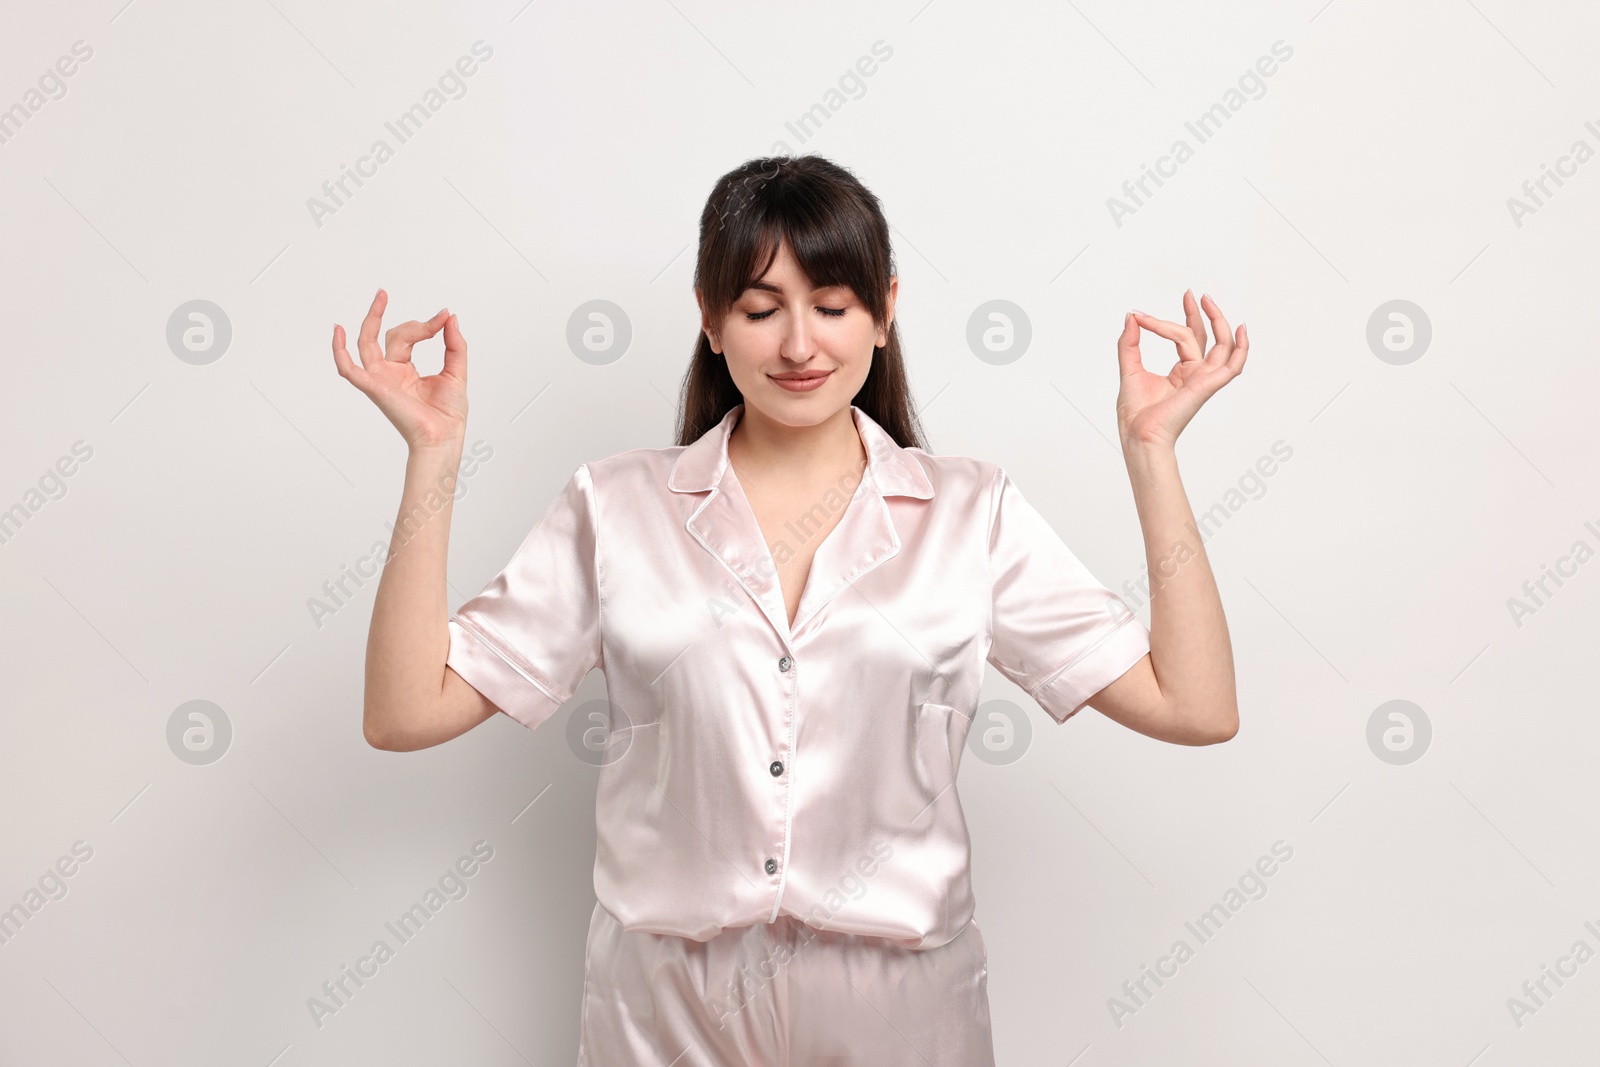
top-left (440, 313), bottom-right (467, 383)
top-left (1115, 312), bottom-right (1143, 379)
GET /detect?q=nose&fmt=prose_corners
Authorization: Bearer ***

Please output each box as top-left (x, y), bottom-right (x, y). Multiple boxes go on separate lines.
top-left (779, 305), bottom-right (820, 362)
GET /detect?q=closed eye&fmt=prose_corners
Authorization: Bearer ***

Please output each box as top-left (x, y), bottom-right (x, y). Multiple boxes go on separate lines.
top-left (744, 307), bottom-right (849, 321)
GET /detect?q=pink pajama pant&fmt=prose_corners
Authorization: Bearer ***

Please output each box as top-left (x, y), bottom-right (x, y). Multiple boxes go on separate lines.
top-left (576, 901), bottom-right (996, 1065)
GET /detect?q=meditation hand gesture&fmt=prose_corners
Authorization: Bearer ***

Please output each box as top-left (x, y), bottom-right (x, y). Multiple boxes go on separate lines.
top-left (1116, 290), bottom-right (1249, 451)
top-left (332, 289), bottom-right (468, 452)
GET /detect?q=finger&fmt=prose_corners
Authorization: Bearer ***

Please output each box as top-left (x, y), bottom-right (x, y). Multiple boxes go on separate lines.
top-left (384, 309), bottom-right (449, 365)
top-left (440, 312), bottom-right (467, 383)
top-left (331, 323), bottom-right (369, 388)
top-left (356, 288), bottom-right (388, 370)
top-left (1115, 312), bottom-right (1144, 379)
top-left (1131, 311), bottom-right (1203, 361)
top-left (1183, 289), bottom-right (1208, 352)
top-left (1225, 322), bottom-right (1249, 375)
top-left (1198, 294), bottom-right (1235, 366)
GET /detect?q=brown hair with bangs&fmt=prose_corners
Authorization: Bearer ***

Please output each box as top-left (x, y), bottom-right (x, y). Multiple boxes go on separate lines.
top-left (675, 154), bottom-right (928, 451)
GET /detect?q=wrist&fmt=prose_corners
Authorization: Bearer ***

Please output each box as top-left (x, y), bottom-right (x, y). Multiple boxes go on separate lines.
top-left (1120, 434), bottom-right (1177, 465)
top-left (406, 440), bottom-right (465, 483)
top-left (407, 435), bottom-right (464, 460)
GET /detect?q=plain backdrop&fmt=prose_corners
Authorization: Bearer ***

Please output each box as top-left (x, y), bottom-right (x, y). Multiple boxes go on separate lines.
top-left (2, 0), bottom-right (1597, 1063)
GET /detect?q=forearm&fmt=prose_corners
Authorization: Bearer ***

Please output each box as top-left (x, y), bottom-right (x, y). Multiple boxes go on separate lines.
top-left (363, 441), bottom-right (463, 744)
top-left (1122, 441), bottom-right (1238, 735)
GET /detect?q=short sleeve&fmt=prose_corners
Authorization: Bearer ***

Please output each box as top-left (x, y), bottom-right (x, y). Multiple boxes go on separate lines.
top-left (446, 463), bottom-right (603, 731)
top-left (985, 466), bottom-right (1150, 724)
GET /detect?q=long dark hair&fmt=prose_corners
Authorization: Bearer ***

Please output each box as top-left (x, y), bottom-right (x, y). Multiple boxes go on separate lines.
top-left (674, 154), bottom-right (928, 451)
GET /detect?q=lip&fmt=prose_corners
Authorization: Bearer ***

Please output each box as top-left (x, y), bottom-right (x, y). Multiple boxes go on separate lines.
top-left (770, 370), bottom-right (832, 392)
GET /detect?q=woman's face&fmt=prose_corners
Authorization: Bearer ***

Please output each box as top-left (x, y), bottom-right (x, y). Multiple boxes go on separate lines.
top-left (699, 238), bottom-right (896, 428)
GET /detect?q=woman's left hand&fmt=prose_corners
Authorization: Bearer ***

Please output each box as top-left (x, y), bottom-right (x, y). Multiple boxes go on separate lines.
top-left (1115, 290), bottom-right (1249, 450)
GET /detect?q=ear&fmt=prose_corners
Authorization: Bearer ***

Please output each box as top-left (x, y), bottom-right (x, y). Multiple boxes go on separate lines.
top-left (877, 275), bottom-right (899, 347)
top-left (695, 286), bottom-right (722, 354)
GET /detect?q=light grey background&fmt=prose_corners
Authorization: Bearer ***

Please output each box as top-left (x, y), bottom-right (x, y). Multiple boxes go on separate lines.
top-left (3, 0), bottom-right (1596, 1063)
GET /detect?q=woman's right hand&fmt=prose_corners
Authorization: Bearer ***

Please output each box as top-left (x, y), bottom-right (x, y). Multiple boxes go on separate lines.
top-left (332, 289), bottom-right (468, 452)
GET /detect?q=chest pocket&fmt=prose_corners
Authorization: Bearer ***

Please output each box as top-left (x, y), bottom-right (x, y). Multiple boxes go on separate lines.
top-left (912, 701), bottom-right (973, 801)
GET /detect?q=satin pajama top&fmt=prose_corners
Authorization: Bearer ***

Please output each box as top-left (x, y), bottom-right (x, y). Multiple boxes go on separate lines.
top-left (445, 403), bottom-right (1151, 950)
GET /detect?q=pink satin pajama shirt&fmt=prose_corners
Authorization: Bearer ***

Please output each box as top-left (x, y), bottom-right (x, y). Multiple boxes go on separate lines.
top-left (444, 403), bottom-right (1151, 1058)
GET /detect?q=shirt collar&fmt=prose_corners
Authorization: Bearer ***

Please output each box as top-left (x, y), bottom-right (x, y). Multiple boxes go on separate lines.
top-left (668, 403), bottom-right (935, 500)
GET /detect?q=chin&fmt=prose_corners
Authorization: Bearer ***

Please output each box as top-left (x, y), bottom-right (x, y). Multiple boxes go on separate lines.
top-left (746, 386), bottom-right (847, 426)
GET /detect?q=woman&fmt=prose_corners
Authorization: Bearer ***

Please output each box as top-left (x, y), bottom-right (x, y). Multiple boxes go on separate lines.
top-left (334, 154), bottom-right (1246, 1065)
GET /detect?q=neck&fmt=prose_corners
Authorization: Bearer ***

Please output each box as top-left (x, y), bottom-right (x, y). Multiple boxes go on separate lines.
top-left (727, 404), bottom-right (866, 487)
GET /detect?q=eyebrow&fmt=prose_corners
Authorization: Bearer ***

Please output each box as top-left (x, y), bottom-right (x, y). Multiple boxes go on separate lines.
top-left (744, 280), bottom-right (847, 295)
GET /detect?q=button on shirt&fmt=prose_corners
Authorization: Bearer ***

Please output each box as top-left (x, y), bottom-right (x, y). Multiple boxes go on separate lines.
top-left (445, 403), bottom-right (1151, 950)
